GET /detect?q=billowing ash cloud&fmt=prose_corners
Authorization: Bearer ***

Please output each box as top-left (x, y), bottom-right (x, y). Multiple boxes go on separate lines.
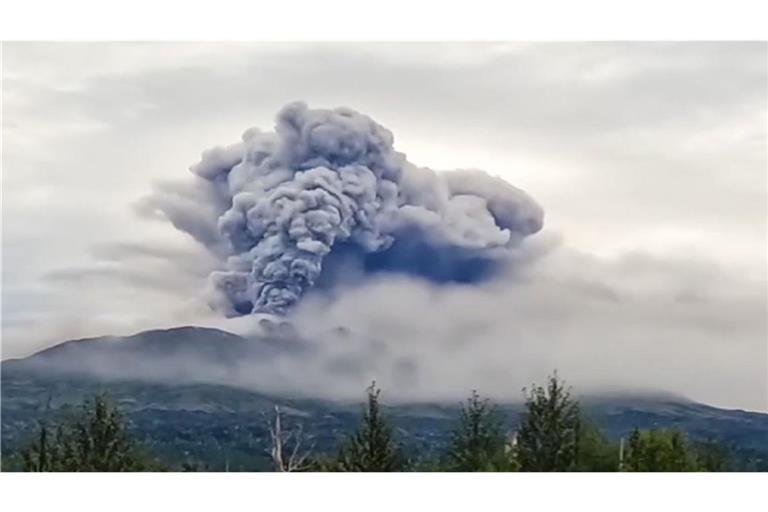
top-left (139, 102), bottom-right (544, 315)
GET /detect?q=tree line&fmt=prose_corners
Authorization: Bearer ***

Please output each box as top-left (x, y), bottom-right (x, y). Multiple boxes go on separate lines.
top-left (16, 374), bottom-right (730, 472)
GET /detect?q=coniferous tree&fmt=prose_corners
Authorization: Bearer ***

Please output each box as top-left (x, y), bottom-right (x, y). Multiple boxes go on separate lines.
top-left (21, 421), bottom-right (56, 471)
top-left (445, 391), bottom-right (515, 471)
top-left (623, 428), bottom-right (699, 472)
top-left (336, 382), bottom-right (406, 472)
top-left (21, 394), bottom-right (157, 471)
top-left (573, 418), bottom-right (620, 471)
top-left (516, 373), bottom-right (581, 471)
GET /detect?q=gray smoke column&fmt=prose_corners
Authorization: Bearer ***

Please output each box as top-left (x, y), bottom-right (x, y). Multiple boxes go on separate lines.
top-left (139, 102), bottom-right (544, 316)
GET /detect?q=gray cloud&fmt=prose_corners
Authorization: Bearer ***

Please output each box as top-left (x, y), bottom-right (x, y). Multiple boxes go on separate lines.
top-left (276, 245), bottom-right (766, 409)
top-left (141, 102), bottom-right (543, 315)
top-left (2, 42), bottom-right (765, 410)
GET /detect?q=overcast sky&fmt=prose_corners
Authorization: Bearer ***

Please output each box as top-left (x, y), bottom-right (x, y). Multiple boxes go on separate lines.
top-left (2, 42), bottom-right (766, 410)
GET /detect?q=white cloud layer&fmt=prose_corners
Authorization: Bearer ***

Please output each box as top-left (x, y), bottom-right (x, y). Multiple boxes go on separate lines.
top-left (2, 42), bottom-right (766, 410)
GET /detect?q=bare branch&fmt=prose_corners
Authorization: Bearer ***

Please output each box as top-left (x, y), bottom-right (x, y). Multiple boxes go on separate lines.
top-left (265, 405), bottom-right (314, 472)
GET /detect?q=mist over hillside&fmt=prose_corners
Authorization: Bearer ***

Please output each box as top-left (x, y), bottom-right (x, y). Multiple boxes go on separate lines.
top-left (0, 323), bottom-right (707, 404)
top-left (3, 325), bottom-right (768, 471)
top-left (4, 100), bottom-right (765, 410)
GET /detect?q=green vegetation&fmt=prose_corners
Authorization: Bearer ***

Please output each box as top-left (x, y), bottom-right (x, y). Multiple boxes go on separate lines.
top-left (623, 428), bottom-right (711, 472)
top-left (444, 391), bottom-right (516, 471)
top-left (516, 373), bottom-right (581, 471)
top-left (692, 439), bottom-right (731, 472)
top-left (21, 394), bottom-right (162, 471)
top-left (8, 373), bottom-right (740, 472)
top-left (574, 419), bottom-right (620, 471)
top-left (333, 382), bottom-right (407, 471)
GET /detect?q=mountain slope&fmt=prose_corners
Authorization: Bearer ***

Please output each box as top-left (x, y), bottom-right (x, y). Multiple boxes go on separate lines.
top-left (2, 326), bottom-right (299, 385)
top-left (2, 326), bottom-right (767, 471)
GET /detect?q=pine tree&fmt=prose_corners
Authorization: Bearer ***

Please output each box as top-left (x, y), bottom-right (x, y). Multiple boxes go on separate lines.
top-left (336, 382), bottom-right (406, 472)
top-left (516, 372), bottom-right (581, 471)
top-left (445, 391), bottom-right (515, 471)
top-left (21, 394), bottom-right (156, 471)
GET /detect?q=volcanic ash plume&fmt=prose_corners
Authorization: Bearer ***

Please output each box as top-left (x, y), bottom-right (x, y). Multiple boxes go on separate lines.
top-left (140, 102), bottom-right (544, 316)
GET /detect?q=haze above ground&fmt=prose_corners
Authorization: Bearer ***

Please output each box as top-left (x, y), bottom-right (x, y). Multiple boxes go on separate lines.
top-left (2, 42), bottom-right (766, 410)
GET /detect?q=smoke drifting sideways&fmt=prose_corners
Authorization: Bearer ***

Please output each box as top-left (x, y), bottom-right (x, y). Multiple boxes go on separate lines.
top-left (140, 102), bottom-right (544, 316)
